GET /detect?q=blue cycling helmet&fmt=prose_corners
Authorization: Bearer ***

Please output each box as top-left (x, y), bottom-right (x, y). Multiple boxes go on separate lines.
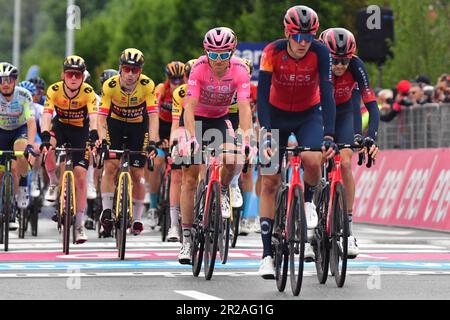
top-left (18, 81), bottom-right (37, 96)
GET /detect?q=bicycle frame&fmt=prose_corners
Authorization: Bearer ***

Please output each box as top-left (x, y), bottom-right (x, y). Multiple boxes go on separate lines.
top-left (202, 149), bottom-right (222, 228)
top-left (284, 151), bottom-right (303, 240)
top-left (326, 154), bottom-right (343, 235)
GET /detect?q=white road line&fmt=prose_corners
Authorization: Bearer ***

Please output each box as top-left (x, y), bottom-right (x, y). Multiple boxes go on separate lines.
top-left (174, 290), bottom-right (223, 300)
top-left (0, 270), bottom-right (449, 279)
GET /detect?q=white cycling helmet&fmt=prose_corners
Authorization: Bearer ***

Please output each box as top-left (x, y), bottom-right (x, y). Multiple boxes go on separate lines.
top-left (0, 62), bottom-right (19, 78)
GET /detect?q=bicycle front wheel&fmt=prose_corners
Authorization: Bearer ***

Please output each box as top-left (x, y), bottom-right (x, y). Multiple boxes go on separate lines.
top-left (117, 174), bottom-right (130, 260)
top-left (204, 181), bottom-right (221, 280)
top-left (330, 182), bottom-right (349, 288)
top-left (274, 188), bottom-right (288, 292)
top-left (192, 180), bottom-right (206, 277)
top-left (2, 174), bottom-right (13, 251)
top-left (313, 181), bottom-right (330, 284)
top-left (219, 217), bottom-right (230, 264)
top-left (62, 175), bottom-right (73, 255)
top-left (289, 185), bottom-right (307, 296)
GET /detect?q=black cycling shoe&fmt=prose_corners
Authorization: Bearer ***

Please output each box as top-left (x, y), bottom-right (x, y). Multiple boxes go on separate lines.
top-left (100, 209), bottom-right (114, 234)
top-left (85, 218), bottom-right (95, 230)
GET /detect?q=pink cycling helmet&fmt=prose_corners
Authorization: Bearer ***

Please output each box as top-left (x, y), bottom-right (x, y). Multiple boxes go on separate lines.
top-left (284, 5), bottom-right (319, 35)
top-left (203, 27), bottom-right (237, 51)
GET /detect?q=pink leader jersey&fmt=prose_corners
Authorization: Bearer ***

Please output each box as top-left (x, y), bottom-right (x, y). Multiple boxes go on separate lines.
top-left (186, 55), bottom-right (251, 118)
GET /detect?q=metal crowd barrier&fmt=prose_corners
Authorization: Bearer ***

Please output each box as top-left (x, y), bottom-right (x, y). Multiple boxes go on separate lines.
top-left (377, 103), bottom-right (450, 150)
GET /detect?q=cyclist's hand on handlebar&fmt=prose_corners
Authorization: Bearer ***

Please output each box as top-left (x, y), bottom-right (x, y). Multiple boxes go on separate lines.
top-left (261, 132), bottom-right (275, 159)
top-left (88, 130), bottom-right (100, 150)
top-left (24, 144), bottom-right (38, 162)
top-left (241, 142), bottom-right (257, 163)
top-left (363, 137), bottom-right (379, 160)
top-left (39, 130), bottom-right (52, 153)
top-left (321, 136), bottom-right (338, 160)
top-left (146, 140), bottom-right (158, 159)
top-left (354, 134), bottom-right (365, 154)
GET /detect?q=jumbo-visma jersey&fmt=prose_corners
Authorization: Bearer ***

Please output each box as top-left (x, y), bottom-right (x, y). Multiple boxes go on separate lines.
top-left (44, 82), bottom-right (97, 128)
top-left (99, 75), bottom-right (158, 123)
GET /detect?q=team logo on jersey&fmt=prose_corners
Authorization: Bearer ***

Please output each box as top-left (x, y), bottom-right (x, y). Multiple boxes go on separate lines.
top-left (131, 97), bottom-right (138, 103)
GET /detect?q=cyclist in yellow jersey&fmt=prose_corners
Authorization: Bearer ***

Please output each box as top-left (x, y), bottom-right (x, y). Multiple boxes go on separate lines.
top-left (165, 59), bottom-right (196, 241)
top-left (40, 55), bottom-right (99, 244)
top-left (145, 61), bottom-right (186, 228)
top-left (98, 48), bottom-right (159, 236)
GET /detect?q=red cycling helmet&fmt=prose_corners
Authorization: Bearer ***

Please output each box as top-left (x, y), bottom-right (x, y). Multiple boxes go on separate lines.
top-left (284, 5), bottom-right (319, 35)
top-left (319, 28), bottom-right (356, 58)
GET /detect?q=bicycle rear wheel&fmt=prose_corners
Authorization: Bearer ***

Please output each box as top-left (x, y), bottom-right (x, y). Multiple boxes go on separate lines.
top-left (289, 185), bottom-right (307, 296)
top-left (117, 174), bottom-right (130, 260)
top-left (192, 180), bottom-right (206, 277)
top-left (18, 208), bottom-right (27, 239)
top-left (274, 188), bottom-right (288, 292)
top-left (313, 181), bottom-right (330, 284)
top-left (30, 197), bottom-right (40, 237)
top-left (330, 182), bottom-right (349, 288)
top-left (204, 181), bottom-right (221, 280)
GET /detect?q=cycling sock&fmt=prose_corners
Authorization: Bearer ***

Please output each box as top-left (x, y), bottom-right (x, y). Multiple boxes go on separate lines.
top-left (221, 185), bottom-right (229, 196)
top-left (304, 182), bottom-right (318, 203)
top-left (170, 206), bottom-right (180, 228)
top-left (150, 193), bottom-right (158, 209)
top-left (348, 213), bottom-right (353, 236)
top-left (87, 165), bottom-right (94, 185)
top-left (242, 192), bottom-right (253, 219)
top-left (260, 217), bottom-right (274, 258)
top-left (75, 210), bottom-right (85, 228)
top-left (132, 199), bottom-right (144, 221)
top-left (182, 224), bottom-right (193, 244)
top-left (19, 175), bottom-right (28, 187)
top-left (230, 172), bottom-right (240, 188)
top-left (102, 193), bottom-right (114, 211)
top-left (47, 170), bottom-right (58, 185)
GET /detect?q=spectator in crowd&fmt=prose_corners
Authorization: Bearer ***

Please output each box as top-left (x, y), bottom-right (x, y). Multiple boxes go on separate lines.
top-left (415, 74), bottom-right (431, 88)
top-left (380, 80), bottom-right (412, 122)
top-left (408, 82), bottom-right (427, 105)
top-left (433, 74), bottom-right (450, 103)
top-left (423, 85), bottom-right (435, 103)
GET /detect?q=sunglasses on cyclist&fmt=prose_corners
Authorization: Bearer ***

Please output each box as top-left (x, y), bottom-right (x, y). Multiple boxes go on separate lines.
top-left (121, 65), bottom-right (142, 74)
top-left (169, 77), bottom-right (183, 85)
top-left (207, 51), bottom-right (232, 61)
top-left (291, 33), bottom-right (314, 43)
top-left (64, 71), bottom-right (83, 79)
top-left (0, 75), bottom-right (18, 84)
top-left (332, 57), bottom-right (351, 65)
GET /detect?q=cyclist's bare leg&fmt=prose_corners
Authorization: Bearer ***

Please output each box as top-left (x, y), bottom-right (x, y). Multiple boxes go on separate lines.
top-left (219, 142), bottom-right (238, 186)
top-left (340, 148), bottom-right (355, 234)
top-left (300, 151), bottom-right (322, 202)
top-left (101, 160), bottom-right (119, 212)
top-left (180, 164), bottom-right (200, 243)
top-left (73, 166), bottom-right (87, 228)
top-left (242, 165), bottom-right (253, 193)
top-left (170, 169), bottom-right (182, 227)
top-left (130, 167), bottom-right (146, 222)
top-left (259, 174), bottom-right (281, 258)
top-left (43, 137), bottom-right (58, 185)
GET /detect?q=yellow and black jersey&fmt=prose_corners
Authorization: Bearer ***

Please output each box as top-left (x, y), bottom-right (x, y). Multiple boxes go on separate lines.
top-left (171, 84), bottom-right (187, 121)
top-left (99, 74), bottom-right (158, 123)
top-left (44, 81), bottom-right (97, 128)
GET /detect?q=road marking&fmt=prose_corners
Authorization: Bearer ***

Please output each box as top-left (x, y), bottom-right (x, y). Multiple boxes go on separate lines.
top-left (174, 290), bottom-right (223, 300)
top-left (0, 270), bottom-right (449, 279)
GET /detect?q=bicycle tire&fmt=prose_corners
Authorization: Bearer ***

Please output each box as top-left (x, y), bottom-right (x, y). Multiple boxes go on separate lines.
top-left (274, 188), bottom-right (288, 292)
top-left (330, 182), bottom-right (349, 288)
top-left (161, 205), bottom-right (170, 242)
top-left (313, 181), bottom-right (330, 284)
top-left (231, 206), bottom-right (240, 248)
top-left (30, 197), bottom-right (39, 237)
top-left (204, 181), bottom-right (221, 280)
top-left (192, 180), bottom-right (206, 277)
top-left (18, 208), bottom-right (26, 239)
top-left (117, 174), bottom-right (130, 260)
top-left (63, 174), bottom-right (73, 255)
top-left (289, 185), bottom-right (307, 296)
top-left (3, 174), bottom-right (13, 251)
top-left (219, 217), bottom-right (230, 264)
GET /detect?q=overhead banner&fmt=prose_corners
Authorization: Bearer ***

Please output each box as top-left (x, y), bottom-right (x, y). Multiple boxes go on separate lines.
top-left (352, 148), bottom-right (450, 232)
top-left (235, 42), bottom-right (269, 82)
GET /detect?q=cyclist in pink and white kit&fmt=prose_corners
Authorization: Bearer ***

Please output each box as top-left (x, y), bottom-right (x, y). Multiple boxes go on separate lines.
top-left (178, 27), bottom-right (254, 264)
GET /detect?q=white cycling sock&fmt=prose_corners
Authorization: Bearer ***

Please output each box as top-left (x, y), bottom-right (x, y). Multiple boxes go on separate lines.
top-left (132, 199), bottom-right (144, 221)
top-left (170, 206), bottom-right (180, 228)
top-left (87, 165), bottom-right (95, 185)
top-left (102, 193), bottom-right (114, 211)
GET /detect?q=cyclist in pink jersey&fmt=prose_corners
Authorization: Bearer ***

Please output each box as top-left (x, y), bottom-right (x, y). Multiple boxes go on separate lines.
top-left (177, 27), bottom-right (254, 264)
